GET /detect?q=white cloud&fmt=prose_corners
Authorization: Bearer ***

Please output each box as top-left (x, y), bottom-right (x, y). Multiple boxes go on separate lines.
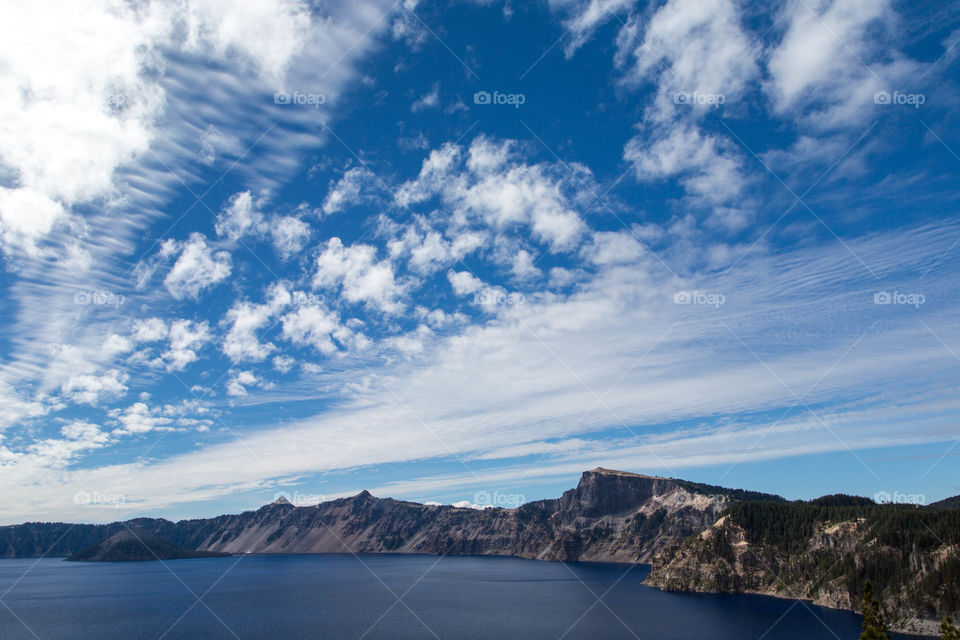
top-left (511, 249), bottom-right (542, 280)
top-left (397, 137), bottom-right (588, 252)
top-left (387, 220), bottom-right (486, 275)
top-left (582, 231), bottom-right (645, 265)
top-left (4, 216), bottom-right (960, 519)
top-left (321, 167), bottom-right (380, 216)
top-left (0, 0), bottom-right (164, 255)
top-left (61, 369), bottom-right (128, 406)
top-left (222, 283), bottom-right (292, 363)
top-left (226, 370), bottom-right (260, 397)
top-left (132, 317), bottom-right (169, 342)
top-left (395, 143), bottom-right (462, 207)
top-left (102, 334), bottom-right (134, 358)
top-left (273, 355), bottom-right (296, 373)
top-left (271, 215), bottom-right (311, 259)
top-left (616, 0), bottom-right (757, 120)
top-left (548, 0), bottom-right (635, 57)
top-left (765, 0), bottom-right (909, 130)
top-left (0, 381), bottom-right (49, 430)
top-left (466, 136), bottom-right (514, 174)
top-left (0, 0), bottom-right (382, 256)
top-left (0, 189), bottom-right (69, 255)
top-left (447, 270), bottom-right (484, 296)
top-left (411, 83), bottom-right (440, 112)
top-left (215, 191), bottom-right (311, 259)
top-left (164, 233), bottom-right (232, 300)
top-left (313, 238), bottom-right (405, 313)
top-left (61, 420), bottom-right (110, 447)
top-left (281, 305), bottom-right (343, 355)
top-left (624, 123), bottom-right (746, 204)
top-left (215, 190), bottom-right (265, 241)
top-left (163, 319), bottom-right (211, 371)
top-left (112, 401), bottom-right (171, 435)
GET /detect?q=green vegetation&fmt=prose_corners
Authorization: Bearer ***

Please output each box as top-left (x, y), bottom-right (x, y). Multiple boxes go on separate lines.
top-left (727, 501), bottom-right (960, 552)
top-left (720, 501), bottom-right (960, 628)
top-left (674, 479), bottom-right (786, 503)
top-left (858, 581), bottom-right (891, 639)
top-left (941, 617), bottom-right (960, 640)
top-left (810, 494), bottom-right (877, 508)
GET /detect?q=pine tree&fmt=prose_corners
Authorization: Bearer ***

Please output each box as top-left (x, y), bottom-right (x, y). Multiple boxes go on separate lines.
top-left (859, 581), bottom-right (891, 640)
top-left (941, 616), bottom-right (960, 640)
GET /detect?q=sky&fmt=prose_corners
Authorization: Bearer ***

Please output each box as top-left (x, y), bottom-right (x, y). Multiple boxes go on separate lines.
top-left (0, 0), bottom-right (959, 523)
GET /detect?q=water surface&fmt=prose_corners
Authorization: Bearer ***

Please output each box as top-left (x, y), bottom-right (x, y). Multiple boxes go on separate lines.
top-left (0, 555), bottom-right (927, 639)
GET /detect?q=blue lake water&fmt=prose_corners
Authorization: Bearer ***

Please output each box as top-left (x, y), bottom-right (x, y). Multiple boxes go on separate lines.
top-left (0, 554), bottom-right (926, 639)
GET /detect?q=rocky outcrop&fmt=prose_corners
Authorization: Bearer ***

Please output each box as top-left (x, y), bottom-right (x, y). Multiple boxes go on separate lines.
top-left (190, 469), bottom-right (728, 563)
top-left (0, 469), bottom-right (727, 564)
top-left (645, 505), bottom-right (960, 636)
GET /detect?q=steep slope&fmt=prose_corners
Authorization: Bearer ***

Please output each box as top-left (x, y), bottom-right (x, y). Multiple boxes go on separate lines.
top-left (0, 517), bottom-right (178, 558)
top-left (0, 469), bottom-right (731, 563)
top-left (645, 500), bottom-right (960, 635)
top-left (193, 469), bottom-right (730, 562)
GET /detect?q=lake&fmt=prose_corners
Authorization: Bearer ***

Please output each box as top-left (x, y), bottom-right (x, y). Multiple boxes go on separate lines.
top-left (0, 554), bottom-right (927, 639)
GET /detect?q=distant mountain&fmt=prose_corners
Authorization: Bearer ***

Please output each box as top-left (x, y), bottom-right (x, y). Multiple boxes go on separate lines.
top-left (1, 469), bottom-right (737, 562)
top-left (67, 528), bottom-right (229, 562)
top-left (928, 494), bottom-right (960, 509)
top-left (1, 468), bottom-right (957, 634)
top-left (178, 469), bottom-right (735, 563)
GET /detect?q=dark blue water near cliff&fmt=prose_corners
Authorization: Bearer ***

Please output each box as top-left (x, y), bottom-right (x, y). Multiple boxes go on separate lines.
top-left (0, 555), bottom-right (925, 639)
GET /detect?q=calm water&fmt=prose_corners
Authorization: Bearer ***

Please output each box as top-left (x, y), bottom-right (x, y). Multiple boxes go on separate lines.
top-left (0, 554), bottom-right (926, 640)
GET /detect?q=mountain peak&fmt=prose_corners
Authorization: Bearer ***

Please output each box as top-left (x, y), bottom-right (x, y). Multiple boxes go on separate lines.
top-left (272, 496), bottom-right (292, 506)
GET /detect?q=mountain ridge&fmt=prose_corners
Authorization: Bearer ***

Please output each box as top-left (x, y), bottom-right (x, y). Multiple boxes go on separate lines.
top-left (1, 469), bottom-right (957, 634)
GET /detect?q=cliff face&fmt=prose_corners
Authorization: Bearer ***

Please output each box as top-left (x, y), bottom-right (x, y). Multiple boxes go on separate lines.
top-left (0, 469), bottom-right (726, 564)
top-left (645, 508), bottom-right (960, 636)
top-left (192, 469), bottom-right (727, 563)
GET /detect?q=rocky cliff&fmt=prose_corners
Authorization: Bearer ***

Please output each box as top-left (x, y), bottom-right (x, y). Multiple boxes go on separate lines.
top-left (645, 500), bottom-right (960, 635)
top-left (0, 469), bottom-right (727, 563)
top-left (189, 469), bottom-right (730, 562)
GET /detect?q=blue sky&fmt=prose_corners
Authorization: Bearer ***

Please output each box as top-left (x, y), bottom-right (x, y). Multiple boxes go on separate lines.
top-left (1, 0), bottom-right (959, 522)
